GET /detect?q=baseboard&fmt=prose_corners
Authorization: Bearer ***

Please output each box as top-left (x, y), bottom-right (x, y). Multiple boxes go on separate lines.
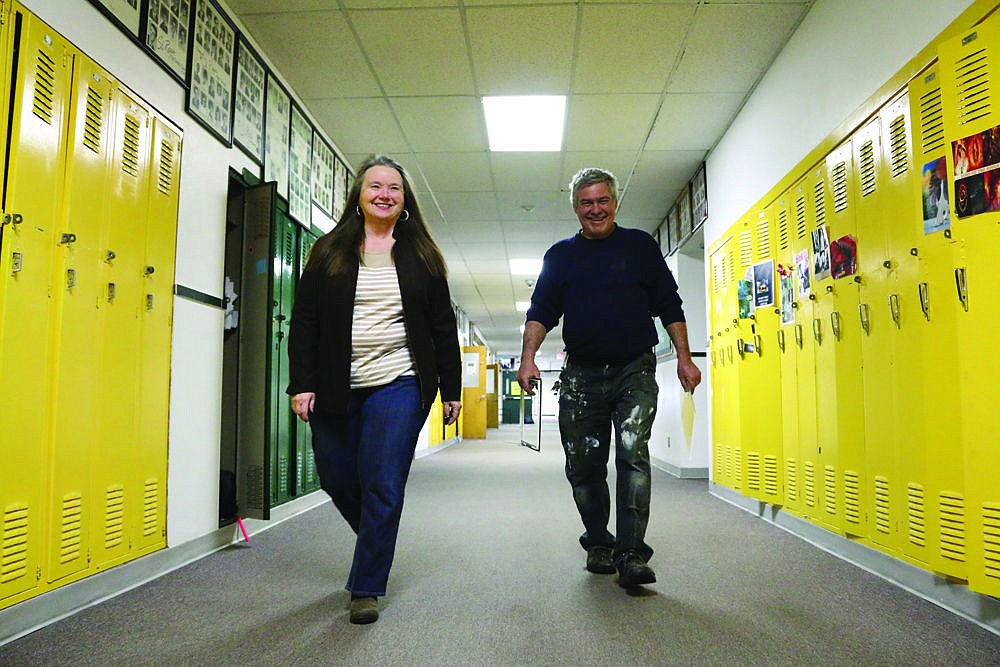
top-left (415, 435), bottom-right (462, 459)
top-left (0, 491), bottom-right (330, 647)
top-left (652, 456), bottom-right (709, 479)
top-left (709, 482), bottom-right (1000, 638)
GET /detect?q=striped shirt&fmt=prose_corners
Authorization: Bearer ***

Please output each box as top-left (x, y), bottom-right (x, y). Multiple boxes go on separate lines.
top-left (350, 250), bottom-right (415, 388)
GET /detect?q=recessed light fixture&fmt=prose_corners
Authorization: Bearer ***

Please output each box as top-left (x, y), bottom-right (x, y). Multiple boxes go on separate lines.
top-left (483, 95), bottom-right (566, 152)
top-left (509, 258), bottom-right (543, 276)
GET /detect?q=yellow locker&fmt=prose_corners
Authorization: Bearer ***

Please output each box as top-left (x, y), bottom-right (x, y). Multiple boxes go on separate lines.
top-left (939, 17), bottom-right (1000, 598)
top-left (0, 10), bottom-right (73, 608)
top-left (92, 85), bottom-right (152, 571)
top-left (707, 232), bottom-right (735, 487)
top-left (461, 346), bottom-right (487, 439)
top-left (737, 210), bottom-right (783, 506)
top-left (133, 115), bottom-right (181, 556)
top-left (905, 64), bottom-right (968, 580)
top-left (46, 49), bottom-right (116, 585)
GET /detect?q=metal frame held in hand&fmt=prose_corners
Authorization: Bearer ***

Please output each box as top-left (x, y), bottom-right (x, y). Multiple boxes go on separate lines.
top-left (519, 377), bottom-right (542, 452)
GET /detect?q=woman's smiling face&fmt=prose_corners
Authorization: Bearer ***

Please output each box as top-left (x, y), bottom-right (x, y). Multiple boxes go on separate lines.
top-left (359, 165), bottom-right (405, 224)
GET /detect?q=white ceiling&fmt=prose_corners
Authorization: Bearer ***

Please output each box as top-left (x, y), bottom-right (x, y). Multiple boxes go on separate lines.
top-left (224, 0), bottom-right (812, 365)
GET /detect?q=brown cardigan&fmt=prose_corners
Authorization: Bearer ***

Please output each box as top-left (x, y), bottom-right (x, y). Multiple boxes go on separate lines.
top-left (286, 241), bottom-right (462, 417)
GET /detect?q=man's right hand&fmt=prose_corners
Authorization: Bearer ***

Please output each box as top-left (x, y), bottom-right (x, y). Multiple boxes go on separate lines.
top-left (517, 360), bottom-right (540, 395)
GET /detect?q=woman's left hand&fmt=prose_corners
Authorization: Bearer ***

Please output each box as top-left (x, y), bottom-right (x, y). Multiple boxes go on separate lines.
top-left (442, 401), bottom-right (462, 425)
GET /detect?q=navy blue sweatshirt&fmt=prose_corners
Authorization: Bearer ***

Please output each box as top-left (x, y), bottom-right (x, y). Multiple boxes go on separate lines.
top-left (525, 226), bottom-right (685, 364)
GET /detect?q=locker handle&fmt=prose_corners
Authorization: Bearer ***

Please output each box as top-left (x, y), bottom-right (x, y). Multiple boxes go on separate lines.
top-left (146, 294), bottom-right (154, 311)
top-left (830, 312), bottom-right (841, 341)
top-left (777, 329), bottom-right (785, 352)
top-left (813, 318), bottom-right (822, 344)
top-left (918, 282), bottom-right (930, 321)
top-left (754, 334), bottom-right (762, 356)
top-left (66, 268), bottom-right (76, 289)
top-left (736, 338), bottom-right (746, 359)
top-left (889, 294), bottom-right (901, 328)
top-left (955, 267), bottom-right (968, 312)
top-left (11, 252), bottom-right (22, 273)
top-left (859, 303), bottom-right (870, 335)
top-left (274, 314), bottom-right (287, 322)
top-left (794, 324), bottom-right (803, 349)
top-left (107, 282), bottom-right (116, 302)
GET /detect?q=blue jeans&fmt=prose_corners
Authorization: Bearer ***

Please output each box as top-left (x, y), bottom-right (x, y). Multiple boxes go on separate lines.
top-left (309, 375), bottom-right (428, 597)
top-left (558, 351), bottom-right (658, 563)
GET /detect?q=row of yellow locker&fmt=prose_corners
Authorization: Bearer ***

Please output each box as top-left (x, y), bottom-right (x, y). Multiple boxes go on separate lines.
top-left (707, 15), bottom-right (1000, 598)
top-left (0, 5), bottom-right (182, 610)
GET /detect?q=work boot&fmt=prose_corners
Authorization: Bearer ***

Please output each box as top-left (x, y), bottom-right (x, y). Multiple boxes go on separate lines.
top-left (586, 546), bottom-right (616, 574)
top-left (349, 596), bottom-right (379, 624)
top-left (616, 552), bottom-right (656, 588)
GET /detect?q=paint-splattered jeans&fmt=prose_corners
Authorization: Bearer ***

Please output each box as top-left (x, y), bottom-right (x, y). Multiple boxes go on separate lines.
top-left (558, 351), bottom-right (658, 563)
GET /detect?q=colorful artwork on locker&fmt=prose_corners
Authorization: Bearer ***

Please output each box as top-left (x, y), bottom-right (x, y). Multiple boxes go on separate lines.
top-left (811, 226), bottom-right (831, 280)
top-left (921, 157), bottom-right (951, 234)
top-left (753, 259), bottom-right (775, 308)
top-left (737, 278), bottom-right (753, 319)
top-left (952, 124), bottom-right (1000, 218)
top-left (830, 234), bottom-right (857, 279)
top-left (794, 249), bottom-right (811, 298)
top-left (778, 265), bottom-right (795, 326)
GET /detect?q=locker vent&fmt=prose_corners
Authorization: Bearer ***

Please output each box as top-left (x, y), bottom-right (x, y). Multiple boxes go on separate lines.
top-left (755, 217), bottom-right (770, 259)
top-left (803, 461), bottom-right (816, 508)
top-left (283, 228), bottom-right (295, 266)
top-left (763, 455), bottom-right (779, 498)
top-left (907, 483), bottom-right (927, 547)
top-left (724, 446), bottom-right (733, 483)
top-left (278, 455), bottom-right (289, 495)
top-left (918, 86), bottom-right (944, 157)
top-left (745, 452), bottom-right (761, 491)
top-left (983, 502), bottom-right (1000, 579)
top-left (858, 141), bottom-right (876, 198)
top-left (142, 479), bottom-right (159, 537)
top-left (938, 492), bottom-right (966, 562)
top-left (739, 230), bottom-right (753, 272)
top-left (785, 458), bottom-right (798, 502)
top-left (831, 161), bottom-right (849, 212)
top-left (731, 446), bottom-right (742, 487)
top-left (121, 115), bottom-right (141, 178)
top-left (157, 140), bottom-right (175, 195)
top-left (83, 86), bottom-right (104, 154)
top-left (103, 485), bottom-right (125, 549)
top-left (32, 49), bottom-right (56, 124)
top-left (952, 46), bottom-right (991, 128)
top-left (888, 115), bottom-right (909, 178)
top-left (874, 476), bottom-right (891, 535)
top-left (246, 465), bottom-right (264, 510)
top-left (58, 494), bottom-right (83, 564)
top-left (795, 194), bottom-right (807, 240)
top-left (823, 465), bottom-right (837, 516)
top-left (777, 207), bottom-right (789, 251)
top-left (814, 180), bottom-right (826, 228)
top-left (712, 257), bottom-right (721, 295)
top-left (713, 446), bottom-right (725, 481)
top-left (1, 504), bottom-right (29, 584)
top-left (843, 469), bottom-right (861, 525)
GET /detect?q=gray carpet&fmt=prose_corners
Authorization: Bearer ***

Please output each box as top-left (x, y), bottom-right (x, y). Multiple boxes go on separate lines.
top-left (2, 424), bottom-right (999, 666)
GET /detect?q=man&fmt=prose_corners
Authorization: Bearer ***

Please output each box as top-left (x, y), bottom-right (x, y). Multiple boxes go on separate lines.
top-left (517, 168), bottom-right (702, 588)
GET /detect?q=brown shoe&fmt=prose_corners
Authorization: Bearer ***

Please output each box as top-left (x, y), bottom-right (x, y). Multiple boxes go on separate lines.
top-left (349, 596), bottom-right (379, 624)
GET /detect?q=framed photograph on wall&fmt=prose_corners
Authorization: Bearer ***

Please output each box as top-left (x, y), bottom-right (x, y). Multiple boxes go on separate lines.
top-left (332, 157), bottom-right (348, 221)
top-left (288, 105), bottom-right (313, 227)
top-left (186, 0), bottom-right (236, 146)
top-left (657, 218), bottom-right (669, 256)
top-left (311, 134), bottom-right (335, 218)
top-left (233, 38), bottom-right (266, 164)
top-left (690, 163), bottom-right (708, 230)
top-left (264, 73), bottom-right (291, 200)
top-left (677, 184), bottom-right (693, 242)
top-left (143, 0), bottom-right (191, 84)
top-left (89, 0), bottom-right (142, 40)
top-left (667, 204), bottom-right (680, 255)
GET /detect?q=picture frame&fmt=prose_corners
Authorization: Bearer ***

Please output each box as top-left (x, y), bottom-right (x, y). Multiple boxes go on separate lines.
top-left (690, 163), bottom-right (708, 230)
top-left (264, 73), bottom-right (291, 200)
top-left (233, 38), bottom-right (266, 165)
top-left (311, 133), bottom-right (336, 218)
top-left (185, 0), bottom-right (236, 146)
top-left (332, 157), bottom-right (349, 221)
top-left (288, 104), bottom-right (314, 227)
top-left (667, 204), bottom-right (680, 255)
top-left (657, 217), bottom-right (670, 257)
top-left (143, 0), bottom-right (192, 84)
top-left (88, 0), bottom-right (142, 40)
top-left (677, 184), bottom-right (693, 242)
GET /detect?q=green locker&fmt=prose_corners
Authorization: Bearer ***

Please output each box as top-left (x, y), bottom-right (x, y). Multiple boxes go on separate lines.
top-left (939, 17), bottom-right (1000, 598)
top-left (270, 204), bottom-right (297, 507)
top-left (295, 228), bottom-right (320, 496)
top-left (0, 10), bottom-right (71, 608)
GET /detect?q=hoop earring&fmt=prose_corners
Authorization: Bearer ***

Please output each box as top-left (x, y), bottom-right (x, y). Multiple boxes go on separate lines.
top-left (356, 206), bottom-right (363, 218)
top-left (400, 209), bottom-right (410, 222)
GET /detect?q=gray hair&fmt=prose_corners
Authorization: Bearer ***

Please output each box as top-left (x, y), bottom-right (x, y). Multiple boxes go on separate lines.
top-left (569, 168), bottom-right (618, 207)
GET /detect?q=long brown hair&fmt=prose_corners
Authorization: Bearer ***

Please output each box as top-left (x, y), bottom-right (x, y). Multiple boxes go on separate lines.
top-left (306, 154), bottom-right (447, 278)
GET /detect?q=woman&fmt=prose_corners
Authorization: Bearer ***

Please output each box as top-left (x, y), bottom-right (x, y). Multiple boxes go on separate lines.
top-left (287, 154), bottom-right (462, 625)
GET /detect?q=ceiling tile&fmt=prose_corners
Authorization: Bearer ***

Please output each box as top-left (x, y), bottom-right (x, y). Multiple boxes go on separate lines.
top-left (488, 153), bottom-right (565, 192)
top-left (392, 97), bottom-right (488, 152)
top-left (645, 93), bottom-right (745, 151)
top-left (413, 152), bottom-right (494, 192)
top-left (563, 94), bottom-right (661, 151)
top-left (435, 192), bottom-right (500, 224)
top-left (308, 98), bottom-right (409, 155)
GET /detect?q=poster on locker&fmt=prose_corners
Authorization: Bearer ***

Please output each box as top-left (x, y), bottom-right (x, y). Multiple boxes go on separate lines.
top-left (921, 156), bottom-right (950, 234)
top-left (778, 264), bottom-right (795, 326)
top-left (794, 249), bottom-right (811, 299)
top-left (737, 277), bottom-right (753, 319)
top-left (830, 234), bottom-right (857, 279)
top-left (752, 259), bottom-right (774, 309)
top-left (811, 226), bottom-right (831, 281)
top-left (952, 124), bottom-right (1000, 219)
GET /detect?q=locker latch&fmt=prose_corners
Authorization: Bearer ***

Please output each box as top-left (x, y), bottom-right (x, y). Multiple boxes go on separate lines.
top-left (1, 213), bottom-right (23, 227)
top-left (830, 312), bottom-right (841, 341)
top-left (858, 303), bottom-right (871, 335)
top-left (11, 251), bottom-right (22, 273)
top-left (66, 268), bottom-right (76, 289)
top-left (144, 265), bottom-right (155, 276)
top-left (754, 334), bottom-right (762, 356)
top-left (794, 324), bottom-right (803, 349)
top-left (736, 338), bottom-right (745, 359)
top-left (107, 282), bottom-right (116, 302)
top-left (146, 294), bottom-right (154, 311)
top-left (777, 329), bottom-right (785, 352)
top-left (60, 233), bottom-right (77, 245)
top-left (812, 318), bottom-right (822, 344)
top-left (954, 268), bottom-right (968, 312)
top-left (918, 282), bottom-right (930, 321)
top-left (889, 294), bottom-right (901, 328)
top-left (106, 250), bottom-right (116, 262)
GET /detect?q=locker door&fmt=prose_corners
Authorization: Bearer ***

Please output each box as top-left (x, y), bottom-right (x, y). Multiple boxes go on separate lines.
top-left (723, 233), bottom-right (746, 492)
top-left (294, 229), bottom-right (320, 495)
top-left (133, 116), bottom-right (181, 555)
top-left (0, 11), bottom-right (72, 607)
top-left (46, 51), bottom-right (114, 585)
top-left (906, 64), bottom-right (968, 579)
top-left (707, 237), bottom-right (729, 485)
top-left (939, 19), bottom-right (1000, 598)
top-left (270, 208), bottom-right (297, 507)
top-left (93, 86), bottom-right (152, 571)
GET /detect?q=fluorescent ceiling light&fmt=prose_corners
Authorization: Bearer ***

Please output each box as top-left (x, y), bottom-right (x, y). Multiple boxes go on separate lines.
top-left (509, 258), bottom-right (543, 276)
top-left (483, 96), bottom-right (566, 152)
top-left (515, 301), bottom-right (531, 312)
